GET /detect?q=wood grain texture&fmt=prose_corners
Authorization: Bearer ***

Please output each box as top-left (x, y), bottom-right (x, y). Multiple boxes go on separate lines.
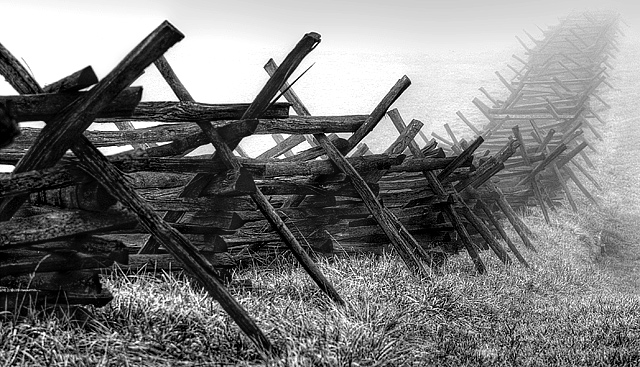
top-left (0, 20), bottom-right (184, 221)
top-left (1, 88), bottom-right (142, 122)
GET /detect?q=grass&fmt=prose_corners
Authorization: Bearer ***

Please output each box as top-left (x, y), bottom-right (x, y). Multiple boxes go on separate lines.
top-left (2, 201), bottom-right (640, 366)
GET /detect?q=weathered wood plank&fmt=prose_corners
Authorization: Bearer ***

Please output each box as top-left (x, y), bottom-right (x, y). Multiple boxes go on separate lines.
top-left (458, 204), bottom-right (511, 265)
top-left (125, 171), bottom-right (190, 189)
top-left (95, 101), bottom-right (290, 123)
top-left (257, 134), bottom-right (307, 159)
top-left (42, 66), bottom-right (99, 93)
top-left (0, 284), bottom-right (113, 309)
top-left (111, 153), bottom-right (406, 177)
top-left (0, 207), bottom-right (233, 246)
top-left (0, 41), bottom-right (42, 94)
top-left (109, 119), bottom-right (260, 160)
top-left (437, 136), bottom-right (484, 181)
top-left (0, 269), bottom-right (103, 294)
top-left (73, 128), bottom-right (277, 358)
top-left (264, 58), bottom-right (317, 149)
top-left (454, 139), bottom-right (519, 192)
top-left (13, 115), bottom-right (365, 149)
top-left (0, 169), bottom-right (188, 199)
top-left (530, 120), bottom-right (577, 211)
top-left (556, 141), bottom-right (588, 167)
top-left (29, 180), bottom-right (117, 211)
top-left (256, 179), bottom-right (379, 198)
top-left (137, 189), bottom-right (257, 211)
top-left (1, 87), bottom-right (142, 122)
top-left (264, 58), bottom-right (312, 116)
top-left (385, 119), bottom-right (424, 155)
top-left (0, 102), bottom-right (20, 149)
top-left (271, 134), bottom-right (295, 158)
top-left (264, 62), bottom-right (440, 274)
top-left (471, 191), bottom-right (529, 267)
top-left (485, 181), bottom-right (537, 251)
top-left (517, 142), bottom-right (567, 185)
top-left (120, 252), bottom-right (236, 273)
top-left (0, 236), bottom-right (128, 277)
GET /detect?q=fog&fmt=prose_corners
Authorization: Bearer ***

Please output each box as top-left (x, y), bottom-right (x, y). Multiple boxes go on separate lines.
top-left (0, 0), bottom-right (636, 98)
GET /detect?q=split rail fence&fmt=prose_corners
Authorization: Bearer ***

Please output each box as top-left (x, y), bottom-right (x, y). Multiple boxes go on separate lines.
top-left (0, 10), bottom-right (620, 359)
top-left (444, 11), bottom-right (620, 221)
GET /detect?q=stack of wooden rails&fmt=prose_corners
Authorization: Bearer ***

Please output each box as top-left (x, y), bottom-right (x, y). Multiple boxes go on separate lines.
top-left (251, 60), bottom-right (533, 274)
top-left (439, 10), bottom-right (620, 224)
top-left (0, 20), bottom-right (532, 316)
top-left (0, 11), bottom-right (617, 358)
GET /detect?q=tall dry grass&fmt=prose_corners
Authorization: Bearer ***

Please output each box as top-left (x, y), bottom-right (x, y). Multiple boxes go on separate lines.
top-left (2, 198), bottom-right (639, 366)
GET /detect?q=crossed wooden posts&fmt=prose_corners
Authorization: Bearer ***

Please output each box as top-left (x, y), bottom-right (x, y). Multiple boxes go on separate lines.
top-left (264, 60), bottom-right (536, 274)
top-left (458, 13), bottom-right (619, 217)
top-left (0, 23), bottom-right (341, 360)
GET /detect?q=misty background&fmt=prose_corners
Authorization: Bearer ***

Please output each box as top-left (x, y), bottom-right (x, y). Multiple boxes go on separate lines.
top-left (0, 0), bottom-right (637, 159)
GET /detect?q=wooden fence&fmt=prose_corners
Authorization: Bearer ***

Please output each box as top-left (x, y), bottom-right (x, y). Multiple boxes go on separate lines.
top-left (444, 11), bottom-right (620, 222)
top-left (0, 10), bottom-right (620, 360)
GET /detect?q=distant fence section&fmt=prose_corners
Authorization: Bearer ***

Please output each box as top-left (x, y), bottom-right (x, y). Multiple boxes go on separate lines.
top-left (0, 10), bottom-right (621, 360)
top-left (443, 11), bottom-right (619, 220)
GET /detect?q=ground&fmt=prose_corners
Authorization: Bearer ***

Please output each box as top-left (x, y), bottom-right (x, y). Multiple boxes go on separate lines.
top-left (586, 34), bottom-right (640, 295)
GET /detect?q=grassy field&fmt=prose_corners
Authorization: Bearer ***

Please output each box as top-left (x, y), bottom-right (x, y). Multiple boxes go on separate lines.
top-left (1, 203), bottom-right (639, 366)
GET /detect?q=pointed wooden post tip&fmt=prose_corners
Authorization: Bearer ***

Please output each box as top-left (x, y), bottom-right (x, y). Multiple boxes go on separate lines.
top-left (159, 20), bottom-right (185, 38)
top-left (304, 32), bottom-right (322, 42)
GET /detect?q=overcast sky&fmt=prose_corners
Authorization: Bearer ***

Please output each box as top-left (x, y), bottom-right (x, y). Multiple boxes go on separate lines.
top-left (0, 0), bottom-right (636, 99)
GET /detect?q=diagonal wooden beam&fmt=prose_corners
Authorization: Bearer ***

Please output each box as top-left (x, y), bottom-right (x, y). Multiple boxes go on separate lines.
top-left (454, 139), bottom-right (519, 192)
top-left (456, 111), bottom-right (482, 136)
top-left (0, 41), bottom-right (43, 94)
top-left (485, 181), bottom-right (537, 252)
top-left (530, 120), bottom-right (578, 211)
top-left (516, 142), bottom-right (567, 186)
top-left (271, 134), bottom-right (295, 158)
top-left (264, 58), bottom-right (317, 149)
top-left (471, 190), bottom-right (529, 267)
top-left (512, 125), bottom-right (551, 224)
top-left (72, 135), bottom-right (277, 359)
top-left (384, 119), bottom-right (424, 155)
top-left (436, 135), bottom-right (484, 181)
